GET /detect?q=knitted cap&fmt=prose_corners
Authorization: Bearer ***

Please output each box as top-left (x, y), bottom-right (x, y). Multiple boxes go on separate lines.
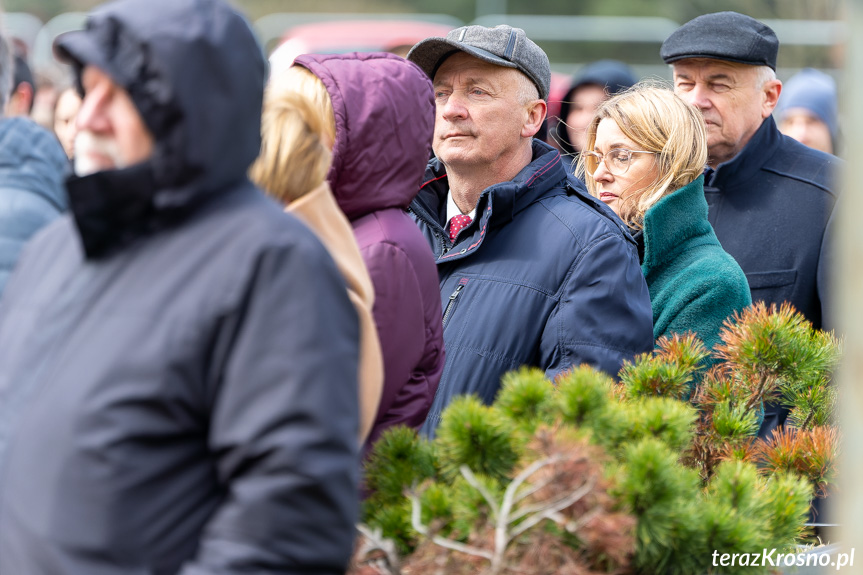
top-left (776, 68), bottom-right (838, 140)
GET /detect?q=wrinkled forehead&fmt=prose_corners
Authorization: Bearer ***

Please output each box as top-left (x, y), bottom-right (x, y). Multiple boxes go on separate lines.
top-left (671, 58), bottom-right (757, 80)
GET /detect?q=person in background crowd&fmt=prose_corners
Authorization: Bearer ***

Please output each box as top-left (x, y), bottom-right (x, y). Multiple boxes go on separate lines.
top-left (0, 0), bottom-right (361, 572)
top-left (661, 11), bottom-right (840, 438)
top-left (251, 66), bottom-right (384, 446)
top-left (406, 25), bottom-right (653, 435)
top-left (282, 52), bottom-right (446, 449)
top-left (579, 84), bottom-right (751, 368)
top-left (53, 86), bottom-right (81, 159)
top-left (4, 41), bottom-right (34, 117)
top-left (776, 67), bottom-right (839, 155)
top-left (0, 33), bottom-right (68, 299)
top-left (30, 73), bottom-right (61, 130)
top-left (554, 59), bottom-right (637, 171)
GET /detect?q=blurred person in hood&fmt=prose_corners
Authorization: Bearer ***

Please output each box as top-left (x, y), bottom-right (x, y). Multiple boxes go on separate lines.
top-left (553, 59), bottom-right (637, 171)
top-left (0, 0), bottom-right (361, 572)
top-left (257, 53), bottom-right (445, 452)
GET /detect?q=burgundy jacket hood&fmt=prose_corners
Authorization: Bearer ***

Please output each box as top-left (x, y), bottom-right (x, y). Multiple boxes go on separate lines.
top-left (294, 52), bottom-right (435, 221)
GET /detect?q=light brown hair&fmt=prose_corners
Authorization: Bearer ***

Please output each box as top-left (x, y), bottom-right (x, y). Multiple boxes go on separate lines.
top-left (578, 82), bottom-right (708, 229)
top-left (250, 66), bottom-right (336, 204)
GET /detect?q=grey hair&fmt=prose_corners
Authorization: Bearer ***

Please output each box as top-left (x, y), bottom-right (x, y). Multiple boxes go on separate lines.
top-left (0, 33), bottom-right (11, 113)
top-left (515, 70), bottom-right (540, 105)
top-left (755, 65), bottom-right (777, 87)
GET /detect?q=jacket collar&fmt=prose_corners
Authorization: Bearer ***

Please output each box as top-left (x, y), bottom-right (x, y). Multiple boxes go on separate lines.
top-left (705, 116), bottom-right (780, 190)
top-left (415, 139), bottom-right (566, 227)
top-left (641, 175), bottom-right (713, 271)
top-left (412, 140), bottom-right (567, 262)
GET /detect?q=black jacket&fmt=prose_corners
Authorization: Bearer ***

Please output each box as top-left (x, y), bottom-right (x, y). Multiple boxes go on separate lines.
top-left (704, 116), bottom-right (839, 330)
top-left (410, 141), bottom-right (654, 434)
top-left (0, 0), bottom-right (360, 573)
top-left (703, 116), bottom-right (840, 440)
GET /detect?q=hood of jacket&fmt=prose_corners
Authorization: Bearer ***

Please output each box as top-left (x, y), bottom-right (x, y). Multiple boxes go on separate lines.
top-left (0, 117), bottom-right (68, 210)
top-left (53, 0), bottom-right (265, 258)
top-left (294, 52), bottom-right (435, 221)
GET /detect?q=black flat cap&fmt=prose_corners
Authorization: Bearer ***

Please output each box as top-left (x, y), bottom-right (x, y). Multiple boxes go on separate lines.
top-left (661, 11), bottom-right (779, 71)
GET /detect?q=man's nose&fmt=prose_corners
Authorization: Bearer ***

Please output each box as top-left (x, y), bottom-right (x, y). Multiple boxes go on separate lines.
top-left (440, 91), bottom-right (468, 121)
top-left (684, 84), bottom-right (712, 110)
top-left (75, 95), bottom-right (110, 134)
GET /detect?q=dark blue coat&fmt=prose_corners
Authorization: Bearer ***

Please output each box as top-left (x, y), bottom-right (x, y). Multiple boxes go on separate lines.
top-left (703, 116), bottom-right (840, 439)
top-left (704, 116), bottom-right (839, 330)
top-left (410, 141), bottom-right (654, 434)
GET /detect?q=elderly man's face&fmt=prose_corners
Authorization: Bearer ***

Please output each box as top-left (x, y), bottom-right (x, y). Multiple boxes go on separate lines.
top-left (74, 66), bottom-right (155, 176)
top-left (672, 59), bottom-right (780, 167)
top-left (431, 52), bottom-right (542, 171)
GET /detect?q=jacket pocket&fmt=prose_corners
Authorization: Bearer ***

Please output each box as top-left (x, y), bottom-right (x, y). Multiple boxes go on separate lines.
top-left (442, 278), bottom-right (469, 330)
top-left (745, 269), bottom-right (797, 290)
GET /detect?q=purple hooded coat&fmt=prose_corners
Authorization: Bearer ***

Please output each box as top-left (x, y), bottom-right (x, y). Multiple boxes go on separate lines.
top-left (295, 52), bottom-right (444, 447)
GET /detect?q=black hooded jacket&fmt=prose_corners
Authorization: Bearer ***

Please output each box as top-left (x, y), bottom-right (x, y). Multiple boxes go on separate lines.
top-left (0, 0), bottom-right (361, 573)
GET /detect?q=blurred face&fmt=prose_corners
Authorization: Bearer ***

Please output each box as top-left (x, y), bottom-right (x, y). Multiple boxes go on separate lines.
top-left (672, 59), bottom-right (780, 167)
top-left (779, 109), bottom-right (833, 154)
top-left (565, 84), bottom-right (607, 153)
top-left (74, 66), bottom-right (154, 176)
top-left (54, 88), bottom-right (81, 160)
top-left (589, 118), bottom-right (659, 217)
top-left (432, 52), bottom-right (543, 172)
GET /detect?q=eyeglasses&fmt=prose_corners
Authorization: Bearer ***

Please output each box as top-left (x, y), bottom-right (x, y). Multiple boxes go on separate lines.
top-left (583, 149), bottom-right (657, 177)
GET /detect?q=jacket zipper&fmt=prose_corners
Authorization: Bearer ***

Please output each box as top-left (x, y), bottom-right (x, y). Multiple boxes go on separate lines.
top-left (408, 205), bottom-right (450, 256)
top-left (442, 278), bottom-right (468, 328)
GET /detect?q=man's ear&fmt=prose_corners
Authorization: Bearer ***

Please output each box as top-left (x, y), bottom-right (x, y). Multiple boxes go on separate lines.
top-left (522, 99), bottom-right (547, 138)
top-left (761, 79), bottom-right (782, 119)
top-left (5, 82), bottom-right (34, 116)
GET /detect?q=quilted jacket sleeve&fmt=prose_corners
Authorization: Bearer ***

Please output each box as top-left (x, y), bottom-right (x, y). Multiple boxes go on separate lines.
top-left (541, 231), bottom-right (654, 381)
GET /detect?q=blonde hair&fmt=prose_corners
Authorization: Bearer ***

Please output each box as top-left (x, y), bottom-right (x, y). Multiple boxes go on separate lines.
top-left (250, 66), bottom-right (336, 204)
top-left (577, 82), bottom-right (708, 229)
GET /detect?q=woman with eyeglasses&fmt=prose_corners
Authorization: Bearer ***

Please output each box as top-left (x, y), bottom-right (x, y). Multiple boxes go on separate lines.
top-left (578, 84), bottom-right (751, 366)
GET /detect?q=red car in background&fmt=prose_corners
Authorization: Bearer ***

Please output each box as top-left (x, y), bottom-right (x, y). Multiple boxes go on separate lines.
top-left (268, 19), bottom-right (457, 73)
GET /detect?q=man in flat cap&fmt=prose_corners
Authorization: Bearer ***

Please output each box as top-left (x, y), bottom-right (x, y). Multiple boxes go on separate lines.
top-left (0, 0), bottom-right (361, 572)
top-left (662, 12), bottom-right (841, 438)
top-left (406, 25), bottom-right (653, 435)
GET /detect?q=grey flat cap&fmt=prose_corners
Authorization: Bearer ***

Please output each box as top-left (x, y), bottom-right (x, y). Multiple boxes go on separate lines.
top-left (407, 24), bottom-right (551, 100)
top-left (661, 11), bottom-right (779, 71)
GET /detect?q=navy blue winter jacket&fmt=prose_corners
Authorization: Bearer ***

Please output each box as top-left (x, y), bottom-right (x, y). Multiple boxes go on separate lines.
top-left (0, 117), bottom-right (67, 298)
top-left (410, 140), bottom-right (654, 433)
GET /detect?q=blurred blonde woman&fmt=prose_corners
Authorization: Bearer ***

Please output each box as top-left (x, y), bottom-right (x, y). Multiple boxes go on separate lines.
top-left (578, 84), bottom-right (751, 362)
top-left (251, 68), bottom-right (383, 443)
